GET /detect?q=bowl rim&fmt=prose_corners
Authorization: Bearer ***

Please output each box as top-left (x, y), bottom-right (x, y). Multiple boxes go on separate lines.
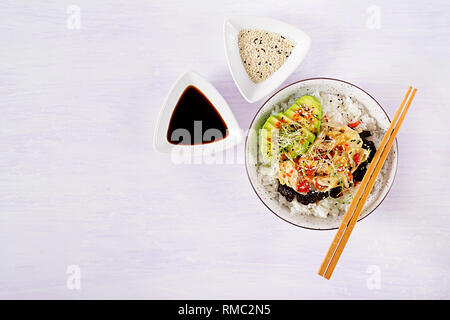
top-left (244, 77), bottom-right (399, 231)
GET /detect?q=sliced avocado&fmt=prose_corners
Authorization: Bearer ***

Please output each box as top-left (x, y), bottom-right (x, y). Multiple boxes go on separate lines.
top-left (299, 127), bottom-right (315, 143)
top-left (296, 95), bottom-right (322, 118)
top-left (281, 108), bottom-right (318, 145)
top-left (260, 116), bottom-right (279, 161)
top-left (293, 95), bottom-right (322, 133)
top-left (266, 115), bottom-right (283, 129)
top-left (278, 130), bottom-right (310, 158)
top-left (289, 104), bottom-right (320, 134)
top-left (261, 114), bottom-right (295, 161)
top-left (283, 139), bottom-right (310, 159)
top-left (274, 113), bottom-right (315, 143)
top-left (259, 128), bottom-right (271, 160)
top-left (277, 121), bottom-right (314, 159)
top-left (283, 108), bottom-right (311, 129)
top-left (262, 119), bottom-right (277, 131)
top-left (260, 96), bottom-right (322, 161)
top-left (275, 113), bottom-right (292, 124)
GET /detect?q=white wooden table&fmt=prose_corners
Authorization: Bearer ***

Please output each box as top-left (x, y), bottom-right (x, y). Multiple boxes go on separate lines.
top-left (1, 0), bottom-right (449, 299)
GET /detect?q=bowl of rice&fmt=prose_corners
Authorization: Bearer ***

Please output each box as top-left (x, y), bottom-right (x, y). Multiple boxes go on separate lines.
top-left (245, 78), bottom-right (398, 230)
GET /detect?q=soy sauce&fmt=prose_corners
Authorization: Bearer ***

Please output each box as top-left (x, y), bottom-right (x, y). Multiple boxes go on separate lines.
top-left (167, 86), bottom-right (228, 145)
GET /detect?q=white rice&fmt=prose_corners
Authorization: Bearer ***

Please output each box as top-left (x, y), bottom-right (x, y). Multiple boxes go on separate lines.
top-left (257, 90), bottom-right (388, 218)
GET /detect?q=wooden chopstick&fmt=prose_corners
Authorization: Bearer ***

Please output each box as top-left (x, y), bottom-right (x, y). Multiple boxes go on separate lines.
top-left (322, 88), bottom-right (417, 279)
top-left (322, 88), bottom-right (416, 279)
top-left (318, 86), bottom-right (411, 277)
top-left (318, 86), bottom-right (417, 279)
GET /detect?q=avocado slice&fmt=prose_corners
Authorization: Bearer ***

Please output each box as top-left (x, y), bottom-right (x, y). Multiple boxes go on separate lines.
top-left (260, 115), bottom-right (311, 161)
top-left (260, 96), bottom-right (322, 161)
top-left (259, 127), bottom-right (272, 161)
top-left (266, 115), bottom-right (282, 128)
top-left (283, 108), bottom-right (311, 130)
top-left (288, 95), bottom-right (322, 134)
top-left (273, 114), bottom-right (313, 142)
top-left (277, 118), bottom-right (314, 158)
top-left (283, 139), bottom-right (311, 159)
top-left (260, 115), bottom-right (282, 161)
top-left (280, 134), bottom-right (312, 159)
top-left (260, 117), bottom-right (278, 161)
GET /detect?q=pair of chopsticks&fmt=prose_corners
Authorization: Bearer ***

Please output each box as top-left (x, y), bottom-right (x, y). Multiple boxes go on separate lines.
top-left (318, 86), bottom-right (417, 280)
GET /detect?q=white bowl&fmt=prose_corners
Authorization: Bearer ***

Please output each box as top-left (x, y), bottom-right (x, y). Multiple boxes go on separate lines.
top-left (245, 78), bottom-right (398, 230)
top-left (224, 16), bottom-right (311, 103)
top-left (154, 71), bottom-right (242, 155)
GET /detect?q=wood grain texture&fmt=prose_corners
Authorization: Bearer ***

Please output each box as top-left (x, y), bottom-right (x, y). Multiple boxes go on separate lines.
top-left (0, 0), bottom-right (449, 299)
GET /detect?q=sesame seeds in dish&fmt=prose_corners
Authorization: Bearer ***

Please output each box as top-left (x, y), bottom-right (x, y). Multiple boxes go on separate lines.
top-left (238, 29), bottom-right (295, 83)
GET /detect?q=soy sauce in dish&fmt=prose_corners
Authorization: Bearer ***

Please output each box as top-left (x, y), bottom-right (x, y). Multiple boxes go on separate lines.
top-left (167, 86), bottom-right (228, 145)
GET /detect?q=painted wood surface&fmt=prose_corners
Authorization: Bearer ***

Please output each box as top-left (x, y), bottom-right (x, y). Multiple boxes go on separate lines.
top-left (0, 0), bottom-right (449, 299)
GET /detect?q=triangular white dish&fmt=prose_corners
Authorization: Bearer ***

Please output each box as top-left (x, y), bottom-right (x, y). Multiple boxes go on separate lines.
top-left (154, 71), bottom-right (242, 156)
top-left (224, 16), bottom-right (311, 103)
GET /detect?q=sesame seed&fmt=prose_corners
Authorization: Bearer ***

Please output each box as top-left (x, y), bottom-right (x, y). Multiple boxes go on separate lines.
top-left (238, 29), bottom-right (296, 83)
